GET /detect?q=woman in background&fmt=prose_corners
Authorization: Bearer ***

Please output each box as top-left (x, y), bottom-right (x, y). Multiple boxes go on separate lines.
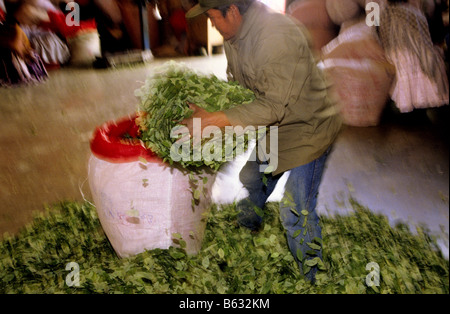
top-left (20, 0), bottom-right (70, 69)
top-left (0, 0), bottom-right (48, 87)
top-left (378, 0), bottom-right (449, 112)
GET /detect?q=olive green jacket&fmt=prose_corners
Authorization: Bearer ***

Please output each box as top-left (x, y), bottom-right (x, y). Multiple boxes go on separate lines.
top-left (223, 1), bottom-right (342, 175)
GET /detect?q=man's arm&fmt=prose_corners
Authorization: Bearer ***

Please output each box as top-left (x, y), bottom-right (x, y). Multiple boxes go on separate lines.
top-left (224, 30), bottom-right (313, 128)
top-left (181, 103), bottom-right (231, 136)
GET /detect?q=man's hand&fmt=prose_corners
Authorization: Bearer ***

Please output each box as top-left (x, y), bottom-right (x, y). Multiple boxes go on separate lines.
top-left (181, 103), bottom-right (205, 136)
top-left (181, 103), bottom-right (231, 136)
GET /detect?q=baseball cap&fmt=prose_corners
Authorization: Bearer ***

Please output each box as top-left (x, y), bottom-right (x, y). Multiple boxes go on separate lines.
top-left (185, 0), bottom-right (241, 18)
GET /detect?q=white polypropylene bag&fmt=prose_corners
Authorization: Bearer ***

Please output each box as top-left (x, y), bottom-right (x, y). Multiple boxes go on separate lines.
top-left (88, 116), bottom-right (214, 257)
top-left (67, 31), bottom-right (101, 66)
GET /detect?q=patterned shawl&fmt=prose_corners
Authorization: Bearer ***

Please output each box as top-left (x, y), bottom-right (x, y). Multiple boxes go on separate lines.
top-left (378, 3), bottom-right (439, 79)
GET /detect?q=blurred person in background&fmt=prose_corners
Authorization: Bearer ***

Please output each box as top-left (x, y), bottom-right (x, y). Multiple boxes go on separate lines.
top-left (18, 0), bottom-right (70, 69)
top-left (1, 0), bottom-right (48, 86)
top-left (378, 0), bottom-right (449, 113)
top-left (38, 0), bottom-right (127, 65)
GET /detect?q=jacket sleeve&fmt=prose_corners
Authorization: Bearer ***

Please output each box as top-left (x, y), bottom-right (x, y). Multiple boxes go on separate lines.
top-left (224, 28), bottom-right (313, 128)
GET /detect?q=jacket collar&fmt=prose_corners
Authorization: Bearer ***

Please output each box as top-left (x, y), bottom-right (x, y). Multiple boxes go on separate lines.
top-left (229, 1), bottom-right (264, 45)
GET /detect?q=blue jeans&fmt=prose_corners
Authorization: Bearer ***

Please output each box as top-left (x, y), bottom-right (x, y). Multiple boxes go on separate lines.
top-left (237, 147), bottom-right (331, 282)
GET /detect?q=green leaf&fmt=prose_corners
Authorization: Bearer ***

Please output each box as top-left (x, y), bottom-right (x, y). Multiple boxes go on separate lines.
top-left (202, 256), bottom-right (210, 268)
top-left (301, 210), bottom-right (309, 216)
top-left (303, 264), bottom-right (311, 275)
top-left (262, 175), bottom-right (268, 186)
top-left (307, 242), bottom-right (321, 251)
top-left (317, 259), bottom-right (327, 271)
top-left (138, 156), bottom-right (148, 164)
top-left (313, 237), bottom-right (323, 245)
top-left (193, 189), bottom-right (201, 200)
top-left (169, 250), bottom-right (185, 260)
top-left (253, 206), bottom-right (264, 218)
top-left (217, 248), bottom-right (225, 259)
top-left (305, 257), bottom-right (320, 267)
top-left (296, 248), bottom-right (303, 261)
top-left (263, 165), bottom-right (275, 174)
top-left (172, 233), bottom-right (182, 239)
top-left (176, 271), bottom-right (187, 279)
top-left (292, 229), bottom-right (302, 238)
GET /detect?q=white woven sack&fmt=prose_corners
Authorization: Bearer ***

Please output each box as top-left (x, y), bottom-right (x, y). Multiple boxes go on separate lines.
top-left (88, 155), bottom-right (214, 257)
top-left (67, 31), bottom-right (101, 66)
top-left (320, 21), bottom-right (394, 126)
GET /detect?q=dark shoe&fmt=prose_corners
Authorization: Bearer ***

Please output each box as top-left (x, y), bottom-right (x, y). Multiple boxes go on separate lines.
top-left (236, 198), bottom-right (263, 231)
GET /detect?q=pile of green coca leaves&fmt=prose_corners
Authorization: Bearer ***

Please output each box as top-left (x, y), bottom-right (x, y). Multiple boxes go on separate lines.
top-left (134, 61), bottom-right (255, 171)
top-left (0, 199), bottom-right (448, 294)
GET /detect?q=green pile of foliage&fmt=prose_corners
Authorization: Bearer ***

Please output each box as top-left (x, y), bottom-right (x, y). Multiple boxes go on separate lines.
top-left (0, 200), bottom-right (448, 294)
top-left (134, 61), bottom-right (255, 171)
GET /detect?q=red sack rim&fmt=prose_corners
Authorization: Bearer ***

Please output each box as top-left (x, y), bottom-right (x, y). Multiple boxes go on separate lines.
top-left (90, 114), bottom-right (160, 164)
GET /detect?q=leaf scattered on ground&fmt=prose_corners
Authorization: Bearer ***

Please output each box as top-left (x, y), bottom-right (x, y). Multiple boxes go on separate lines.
top-left (0, 200), bottom-right (448, 294)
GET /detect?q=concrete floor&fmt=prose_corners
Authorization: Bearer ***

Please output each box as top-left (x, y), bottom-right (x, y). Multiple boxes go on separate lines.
top-left (0, 54), bottom-right (448, 258)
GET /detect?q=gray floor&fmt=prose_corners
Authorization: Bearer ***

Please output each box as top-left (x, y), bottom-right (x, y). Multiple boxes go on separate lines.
top-left (317, 115), bottom-right (449, 259)
top-left (0, 54), bottom-right (448, 258)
